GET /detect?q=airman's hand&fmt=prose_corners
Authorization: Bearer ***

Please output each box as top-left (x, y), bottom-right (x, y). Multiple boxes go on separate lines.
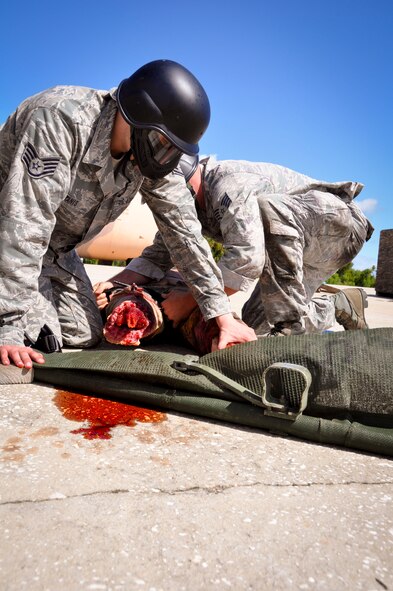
top-left (0, 345), bottom-right (45, 368)
top-left (161, 290), bottom-right (198, 327)
top-left (212, 314), bottom-right (257, 351)
top-left (93, 281), bottom-right (115, 310)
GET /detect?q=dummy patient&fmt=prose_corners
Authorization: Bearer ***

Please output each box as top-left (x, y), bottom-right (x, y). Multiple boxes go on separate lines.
top-left (101, 274), bottom-right (244, 355)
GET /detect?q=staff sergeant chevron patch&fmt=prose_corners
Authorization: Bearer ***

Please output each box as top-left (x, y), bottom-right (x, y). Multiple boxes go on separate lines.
top-left (214, 192), bottom-right (232, 221)
top-left (21, 142), bottom-right (60, 178)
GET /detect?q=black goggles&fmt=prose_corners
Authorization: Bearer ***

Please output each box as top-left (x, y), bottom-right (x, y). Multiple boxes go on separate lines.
top-left (146, 129), bottom-right (182, 165)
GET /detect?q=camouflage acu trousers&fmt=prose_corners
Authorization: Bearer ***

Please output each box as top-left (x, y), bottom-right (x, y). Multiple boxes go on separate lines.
top-left (242, 190), bottom-right (371, 334)
top-left (25, 250), bottom-right (103, 348)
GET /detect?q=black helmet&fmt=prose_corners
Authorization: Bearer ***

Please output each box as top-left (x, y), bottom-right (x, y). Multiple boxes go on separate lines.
top-left (117, 60), bottom-right (210, 179)
top-left (117, 59), bottom-right (210, 155)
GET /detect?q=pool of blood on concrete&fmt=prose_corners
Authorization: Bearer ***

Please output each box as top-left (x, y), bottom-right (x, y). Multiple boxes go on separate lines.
top-left (54, 390), bottom-right (166, 440)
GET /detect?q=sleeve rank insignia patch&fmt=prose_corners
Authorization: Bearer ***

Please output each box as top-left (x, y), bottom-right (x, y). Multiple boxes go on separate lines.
top-left (21, 142), bottom-right (60, 178)
top-left (214, 192), bottom-right (232, 221)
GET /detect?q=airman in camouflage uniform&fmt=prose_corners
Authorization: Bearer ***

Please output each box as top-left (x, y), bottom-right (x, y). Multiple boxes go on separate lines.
top-left (1, 62), bottom-right (256, 370)
top-left (118, 157), bottom-right (373, 335)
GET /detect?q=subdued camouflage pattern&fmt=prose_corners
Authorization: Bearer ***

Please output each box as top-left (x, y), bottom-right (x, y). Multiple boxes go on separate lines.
top-left (128, 157), bottom-right (373, 334)
top-left (0, 87), bottom-right (230, 347)
top-left (139, 176), bottom-right (229, 320)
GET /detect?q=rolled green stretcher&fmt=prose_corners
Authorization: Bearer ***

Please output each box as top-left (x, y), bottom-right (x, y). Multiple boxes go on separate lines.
top-left (33, 328), bottom-right (393, 457)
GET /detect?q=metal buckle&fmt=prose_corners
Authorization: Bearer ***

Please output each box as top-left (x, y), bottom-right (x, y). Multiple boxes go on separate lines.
top-left (172, 360), bottom-right (311, 420)
top-left (261, 362), bottom-right (311, 420)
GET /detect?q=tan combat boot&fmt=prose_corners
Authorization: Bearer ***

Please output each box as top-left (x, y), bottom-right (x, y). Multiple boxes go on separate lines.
top-left (269, 321), bottom-right (306, 336)
top-left (333, 287), bottom-right (369, 330)
top-left (317, 284), bottom-right (369, 330)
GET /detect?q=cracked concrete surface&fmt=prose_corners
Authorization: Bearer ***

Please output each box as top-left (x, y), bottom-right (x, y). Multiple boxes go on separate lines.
top-left (1, 266), bottom-right (393, 591)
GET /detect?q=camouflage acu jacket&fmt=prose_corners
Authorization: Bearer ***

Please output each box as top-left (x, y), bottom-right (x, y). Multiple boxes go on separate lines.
top-left (0, 88), bottom-right (229, 345)
top-left (128, 157), bottom-right (366, 292)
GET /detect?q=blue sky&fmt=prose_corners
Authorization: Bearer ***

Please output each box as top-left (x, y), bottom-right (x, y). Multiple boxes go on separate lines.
top-left (1, 0), bottom-right (392, 270)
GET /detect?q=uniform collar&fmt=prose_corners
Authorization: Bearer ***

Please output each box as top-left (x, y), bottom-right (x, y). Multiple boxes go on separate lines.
top-left (82, 96), bottom-right (119, 195)
top-left (83, 96), bottom-right (117, 168)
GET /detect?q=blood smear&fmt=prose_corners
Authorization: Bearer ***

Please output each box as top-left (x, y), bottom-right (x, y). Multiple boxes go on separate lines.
top-left (54, 390), bottom-right (166, 440)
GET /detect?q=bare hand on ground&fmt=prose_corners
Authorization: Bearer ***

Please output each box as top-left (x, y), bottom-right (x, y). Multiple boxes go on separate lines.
top-left (0, 345), bottom-right (45, 368)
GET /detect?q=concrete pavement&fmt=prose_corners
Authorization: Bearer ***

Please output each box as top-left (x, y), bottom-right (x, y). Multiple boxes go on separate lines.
top-left (1, 266), bottom-right (392, 591)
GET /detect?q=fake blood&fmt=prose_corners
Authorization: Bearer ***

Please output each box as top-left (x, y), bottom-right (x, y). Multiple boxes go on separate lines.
top-left (104, 300), bottom-right (150, 346)
top-left (54, 390), bottom-right (166, 440)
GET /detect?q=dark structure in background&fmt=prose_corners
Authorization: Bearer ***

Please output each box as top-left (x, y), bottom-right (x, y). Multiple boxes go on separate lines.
top-left (376, 229), bottom-right (393, 296)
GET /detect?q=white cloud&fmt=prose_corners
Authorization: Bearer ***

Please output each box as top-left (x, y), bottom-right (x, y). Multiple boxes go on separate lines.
top-left (356, 198), bottom-right (378, 213)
